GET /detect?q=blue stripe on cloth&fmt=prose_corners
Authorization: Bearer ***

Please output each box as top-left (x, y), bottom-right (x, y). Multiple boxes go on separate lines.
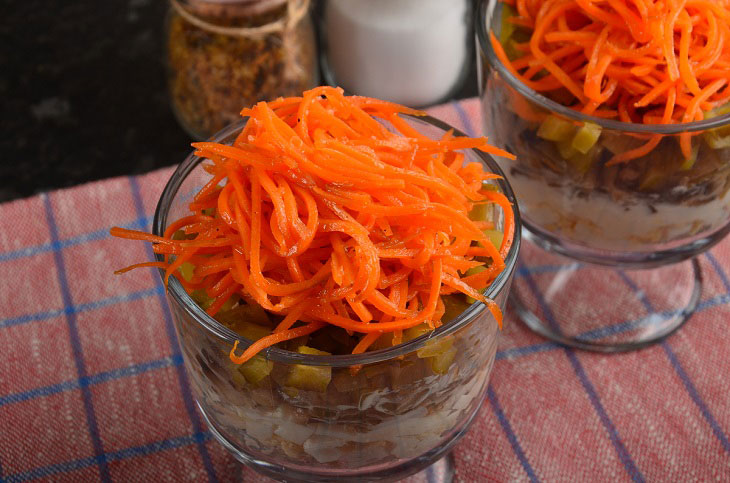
top-left (452, 101), bottom-right (477, 137)
top-left (42, 194), bottom-right (112, 482)
top-left (4, 432), bottom-right (213, 483)
top-left (0, 243), bottom-right (53, 263)
top-left (0, 286), bottom-right (163, 330)
top-left (0, 217), bottom-right (148, 264)
top-left (662, 343), bottom-right (730, 455)
top-left (706, 252), bottom-right (730, 292)
top-left (496, 341), bottom-right (557, 361)
top-left (487, 386), bottom-right (540, 482)
top-left (0, 308), bottom-right (65, 330)
top-left (128, 176), bottom-right (218, 483)
top-left (0, 355), bottom-right (182, 407)
top-left (618, 263), bottom-right (730, 455)
top-left (521, 271), bottom-right (645, 482)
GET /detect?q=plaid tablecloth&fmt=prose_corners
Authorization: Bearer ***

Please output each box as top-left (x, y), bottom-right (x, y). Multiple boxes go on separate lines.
top-left (1, 98), bottom-right (729, 482)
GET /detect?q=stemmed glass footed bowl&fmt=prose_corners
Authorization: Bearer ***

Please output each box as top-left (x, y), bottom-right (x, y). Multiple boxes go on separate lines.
top-left (152, 114), bottom-right (522, 481)
top-left (476, 0), bottom-right (730, 352)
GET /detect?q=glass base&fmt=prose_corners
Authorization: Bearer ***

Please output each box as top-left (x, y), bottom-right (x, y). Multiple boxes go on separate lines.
top-left (399, 453), bottom-right (454, 483)
top-left (198, 401), bottom-right (458, 483)
top-left (511, 238), bottom-right (702, 352)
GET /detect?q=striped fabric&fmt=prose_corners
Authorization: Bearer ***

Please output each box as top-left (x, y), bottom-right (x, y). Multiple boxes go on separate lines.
top-left (0, 99), bottom-right (728, 482)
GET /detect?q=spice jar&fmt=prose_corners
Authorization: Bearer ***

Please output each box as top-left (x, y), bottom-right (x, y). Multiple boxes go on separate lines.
top-left (166, 0), bottom-right (318, 139)
top-left (320, 0), bottom-right (472, 107)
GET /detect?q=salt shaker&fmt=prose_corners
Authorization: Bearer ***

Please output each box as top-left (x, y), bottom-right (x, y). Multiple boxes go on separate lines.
top-left (321, 0), bottom-right (472, 107)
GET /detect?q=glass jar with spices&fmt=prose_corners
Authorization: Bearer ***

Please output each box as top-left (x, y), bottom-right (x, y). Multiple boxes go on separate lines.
top-left (166, 0), bottom-right (318, 139)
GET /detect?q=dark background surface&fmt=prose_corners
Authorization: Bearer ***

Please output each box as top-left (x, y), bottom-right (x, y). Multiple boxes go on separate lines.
top-left (1, 1), bottom-right (479, 203)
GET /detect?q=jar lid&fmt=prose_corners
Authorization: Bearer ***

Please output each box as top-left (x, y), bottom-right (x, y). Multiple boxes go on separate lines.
top-left (183, 0), bottom-right (288, 18)
top-left (172, 0), bottom-right (309, 36)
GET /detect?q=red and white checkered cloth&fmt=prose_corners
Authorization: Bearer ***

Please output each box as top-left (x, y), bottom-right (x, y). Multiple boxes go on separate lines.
top-left (1, 98), bottom-right (728, 482)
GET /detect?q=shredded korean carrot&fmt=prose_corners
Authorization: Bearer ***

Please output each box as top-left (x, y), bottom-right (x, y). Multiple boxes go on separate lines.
top-left (493, 0), bottom-right (730, 162)
top-left (111, 87), bottom-right (514, 365)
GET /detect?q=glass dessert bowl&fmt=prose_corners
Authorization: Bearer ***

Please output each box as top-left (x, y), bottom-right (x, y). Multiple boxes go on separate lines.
top-left (151, 114), bottom-right (521, 482)
top-left (477, 0), bottom-right (730, 351)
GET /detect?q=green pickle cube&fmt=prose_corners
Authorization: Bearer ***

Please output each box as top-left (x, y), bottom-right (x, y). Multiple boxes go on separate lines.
top-left (484, 229), bottom-right (503, 251)
top-left (238, 355), bottom-right (273, 385)
top-left (468, 202), bottom-right (490, 223)
top-left (538, 115), bottom-right (576, 142)
top-left (571, 122), bottom-right (602, 154)
top-left (429, 346), bottom-right (458, 375)
top-left (499, 3), bottom-right (516, 44)
top-left (442, 295), bottom-right (472, 323)
top-left (463, 266), bottom-right (488, 304)
top-left (679, 142), bottom-right (700, 171)
top-left (284, 346), bottom-right (332, 393)
top-left (369, 332), bottom-right (395, 351)
top-left (567, 146), bottom-right (600, 175)
top-left (417, 338), bottom-right (454, 358)
top-left (417, 337), bottom-right (457, 375)
top-left (703, 103), bottom-right (730, 149)
top-left (236, 321), bottom-right (273, 341)
top-left (178, 262), bottom-right (195, 282)
top-left (403, 323), bottom-right (432, 342)
top-left (557, 138), bottom-right (579, 160)
top-left (215, 303), bottom-right (271, 329)
top-left (191, 290), bottom-right (214, 310)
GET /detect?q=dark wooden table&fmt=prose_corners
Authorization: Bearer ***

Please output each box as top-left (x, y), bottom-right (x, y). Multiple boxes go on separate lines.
top-left (1, 1), bottom-right (479, 203)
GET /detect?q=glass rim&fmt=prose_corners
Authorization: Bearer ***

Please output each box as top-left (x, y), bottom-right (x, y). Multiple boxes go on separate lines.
top-left (475, 0), bottom-right (730, 135)
top-left (153, 113), bottom-right (522, 367)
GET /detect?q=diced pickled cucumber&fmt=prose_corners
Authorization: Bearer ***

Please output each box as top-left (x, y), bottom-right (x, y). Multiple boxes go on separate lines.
top-left (236, 321), bottom-right (272, 341)
top-left (214, 303), bottom-right (271, 329)
top-left (172, 229), bottom-right (195, 240)
top-left (464, 266), bottom-right (488, 304)
top-left (557, 138), bottom-right (579, 159)
top-left (680, 142), bottom-right (700, 171)
top-left (465, 265), bottom-right (488, 278)
top-left (283, 335), bottom-right (311, 352)
top-left (369, 332), bottom-right (395, 351)
top-left (417, 337), bottom-right (454, 358)
top-left (703, 104), bottom-right (730, 149)
top-left (429, 346), bottom-right (458, 374)
top-left (231, 366), bottom-right (248, 388)
top-left (481, 181), bottom-right (499, 192)
top-left (442, 295), bottom-right (472, 323)
top-left (571, 122), bottom-right (601, 154)
top-left (484, 229), bottom-right (503, 250)
top-left (468, 203), bottom-right (490, 222)
top-left (567, 152), bottom-right (595, 175)
top-left (178, 262), bottom-right (195, 282)
top-left (219, 295), bottom-right (239, 313)
top-left (202, 207), bottom-right (215, 216)
top-left (191, 290), bottom-right (214, 310)
top-left (284, 346), bottom-right (332, 393)
top-left (403, 323), bottom-right (432, 342)
top-left (499, 4), bottom-right (517, 44)
top-left (567, 145), bottom-right (601, 175)
top-left (238, 355), bottom-right (273, 385)
top-left (537, 115), bottom-right (576, 142)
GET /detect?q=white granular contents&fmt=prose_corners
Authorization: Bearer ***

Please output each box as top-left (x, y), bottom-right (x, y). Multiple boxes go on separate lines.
top-left (325, 0), bottom-right (469, 107)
